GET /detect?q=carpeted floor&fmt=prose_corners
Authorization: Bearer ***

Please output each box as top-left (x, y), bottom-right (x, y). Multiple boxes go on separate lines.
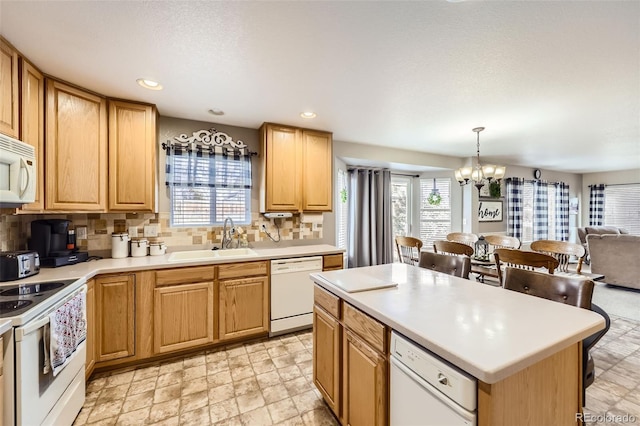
top-left (592, 283), bottom-right (640, 322)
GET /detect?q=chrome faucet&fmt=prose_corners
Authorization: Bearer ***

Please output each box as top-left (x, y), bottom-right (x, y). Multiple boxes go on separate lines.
top-left (220, 217), bottom-right (236, 249)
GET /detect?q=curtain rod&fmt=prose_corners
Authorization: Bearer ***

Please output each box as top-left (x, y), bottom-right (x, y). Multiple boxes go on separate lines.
top-left (590, 182), bottom-right (639, 187)
top-left (390, 172), bottom-right (420, 178)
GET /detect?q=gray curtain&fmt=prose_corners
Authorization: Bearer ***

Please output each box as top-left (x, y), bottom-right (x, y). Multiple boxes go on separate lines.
top-left (347, 168), bottom-right (393, 267)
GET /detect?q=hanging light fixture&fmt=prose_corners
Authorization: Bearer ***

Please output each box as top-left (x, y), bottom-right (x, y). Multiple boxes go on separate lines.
top-left (454, 127), bottom-right (506, 193)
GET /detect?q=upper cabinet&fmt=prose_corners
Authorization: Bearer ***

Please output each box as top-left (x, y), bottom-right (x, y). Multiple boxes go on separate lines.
top-left (0, 37), bottom-right (19, 138)
top-left (108, 100), bottom-right (156, 212)
top-left (45, 79), bottom-right (108, 211)
top-left (260, 123), bottom-right (333, 212)
top-left (19, 58), bottom-right (45, 211)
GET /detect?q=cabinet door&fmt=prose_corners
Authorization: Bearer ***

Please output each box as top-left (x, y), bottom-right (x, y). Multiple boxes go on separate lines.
top-left (262, 124), bottom-right (300, 211)
top-left (0, 38), bottom-right (19, 138)
top-left (85, 279), bottom-right (96, 379)
top-left (313, 305), bottom-right (341, 416)
top-left (108, 100), bottom-right (156, 211)
top-left (219, 276), bottom-right (269, 340)
top-left (154, 282), bottom-right (214, 354)
top-left (46, 79), bottom-right (107, 211)
top-left (302, 130), bottom-right (333, 211)
top-left (19, 58), bottom-right (45, 211)
top-left (343, 330), bottom-right (387, 426)
top-left (96, 274), bottom-right (135, 362)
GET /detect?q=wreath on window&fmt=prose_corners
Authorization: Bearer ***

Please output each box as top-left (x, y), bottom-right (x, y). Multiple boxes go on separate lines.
top-left (427, 191), bottom-right (442, 206)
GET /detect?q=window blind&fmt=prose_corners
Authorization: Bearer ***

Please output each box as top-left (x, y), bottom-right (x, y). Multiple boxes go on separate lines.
top-left (605, 184), bottom-right (640, 235)
top-left (336, 169), bottom-right (348, 249)
top-left (419, 178), bottom-right (451, 249)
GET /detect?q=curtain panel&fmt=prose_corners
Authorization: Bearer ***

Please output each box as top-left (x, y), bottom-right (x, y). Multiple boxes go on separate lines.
top-left (589, 184), bottom-right (606, 226)
top-left (505, 177), bottom-right (525, 239)
top-left (533, 180), bottom-right (549, 240)
top-left (555, 182), bottom-right (570, 241)
top-left (347, 168), bottom-right (393, 267)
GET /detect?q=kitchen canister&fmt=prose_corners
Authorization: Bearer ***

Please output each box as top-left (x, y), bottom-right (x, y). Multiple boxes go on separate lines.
top-left (111, 233), bottom-right (130, 259)
top-left (130, 238), bottom-right (149, 257)
top-left (149, 241), bottom-right (167, 256)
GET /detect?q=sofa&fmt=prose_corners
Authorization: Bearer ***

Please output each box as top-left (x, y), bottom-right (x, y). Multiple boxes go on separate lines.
top-left (577, 226), bottom-right (629, 264)
top-left (587, 234), bottom-right (640, 289)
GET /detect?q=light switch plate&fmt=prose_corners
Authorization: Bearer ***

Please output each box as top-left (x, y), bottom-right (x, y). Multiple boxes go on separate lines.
top-left (129, 227), bottom-right (139, 237)
top-left (76, 226), bottom-right (88, 240)
top-left (144, 225), bottom-right (158, 237)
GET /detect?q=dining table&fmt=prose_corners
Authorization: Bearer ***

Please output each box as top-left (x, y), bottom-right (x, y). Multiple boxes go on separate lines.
top-left (469, 257), bottom-right (605, 283)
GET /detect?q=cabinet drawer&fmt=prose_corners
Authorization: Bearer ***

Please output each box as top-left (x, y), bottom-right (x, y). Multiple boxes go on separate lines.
top-left (314, 285), bottom-right (341, 319)
top-left (155, 266), bottom-right (215, 286)
top-left (343, 303), bottom-right (386, 354)
top-left (218, 261), bottom-right (268, 280)
top-left (323, 254), bottom-right (343, 271)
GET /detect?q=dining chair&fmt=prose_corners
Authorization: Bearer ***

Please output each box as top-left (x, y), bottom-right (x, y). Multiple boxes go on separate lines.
top-left (484, 235), bottom-right (521, 250)
top-left (446, 232), bottom-right (478, 248)
top-left (418, 251), bottom-right (471, 279)
top-left (395, 236), bottom-right (423, 265)
top-left (530, 240), bottom-right (586, 274)
top-left (503, 267), bottom-right (610, 405)
top-left (493, 248), bottom-right (559, 285)
top-left (433, 240), bottom-right (474, 257)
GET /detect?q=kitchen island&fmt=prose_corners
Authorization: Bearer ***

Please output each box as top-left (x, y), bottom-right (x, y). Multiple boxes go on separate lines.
top-left (310, 263), bottom-right (605, 426)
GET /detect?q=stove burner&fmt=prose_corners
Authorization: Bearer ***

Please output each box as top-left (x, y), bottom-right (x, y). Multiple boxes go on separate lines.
top-left (0, 300), bottom-right (32, 311)
top-left (0, 282), bottom-right (66, 296)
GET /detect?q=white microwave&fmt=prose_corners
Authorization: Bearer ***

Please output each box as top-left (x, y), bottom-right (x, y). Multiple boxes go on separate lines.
top-left (0, 133), bottom-right (36, 207)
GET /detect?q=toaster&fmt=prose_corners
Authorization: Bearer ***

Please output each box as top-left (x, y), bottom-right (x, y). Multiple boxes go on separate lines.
top-left (0, 250), bottom-right (40, 281)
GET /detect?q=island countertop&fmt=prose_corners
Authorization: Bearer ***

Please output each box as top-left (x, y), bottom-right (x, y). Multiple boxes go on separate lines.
top-left (310, 263), bottom-right (605, 384)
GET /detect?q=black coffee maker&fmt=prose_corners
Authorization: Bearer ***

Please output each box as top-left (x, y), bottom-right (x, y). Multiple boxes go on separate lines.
top-left (29, 219), bottom-right (88, 267)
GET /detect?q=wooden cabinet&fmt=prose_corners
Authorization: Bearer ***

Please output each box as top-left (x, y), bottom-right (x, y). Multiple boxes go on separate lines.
top-left (323, 253), bottom-right (344, 271)
top-left (0, 37), bottom-right (19, 138)
top-left (19, 58), bottom-right (45, 211)
top-left (154, 266), bottom-right (215, 354)
top-left (342, 330), bottom-right (386, 426)
top-left (313, 306), bottom-right (341, 415)
top-left (260, 123), bottom-right (333, 212)
top-left (95, 274), bottom-right (135, 362)
top-left (108, 100), bottom-right (156, 212)
top-left (45, 78), bottom-right (107, 211)
top-left (85, 279), bottom-right (96, 379)
top-left (313, 284), bottom-right (388, 425)
top-left (219, 276), bottom-right (269, 340)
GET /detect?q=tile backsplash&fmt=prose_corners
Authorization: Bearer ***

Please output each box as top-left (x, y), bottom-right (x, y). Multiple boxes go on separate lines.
top-left (0, 211), bottom-right (323, 255)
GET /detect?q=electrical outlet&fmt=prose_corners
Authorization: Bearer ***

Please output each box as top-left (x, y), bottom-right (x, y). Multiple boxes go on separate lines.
top-left (76, 226), bottom-right (88, 240)
top-left (312, 223), bottom-right (319, 231)
top-left (144, 225), bottom-right (158, 237)
top-left (129, 227), bottom-right (138, 237)
top-left (260, 224), bottom-right (267, 233)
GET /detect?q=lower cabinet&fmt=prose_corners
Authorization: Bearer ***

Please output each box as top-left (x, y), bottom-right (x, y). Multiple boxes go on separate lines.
top-left (154, 282), bottom-right (215, 354)
top-left (313, 284), bottom-right (388, 425)
top-left (85, 279), bottom-right (96, 379)
top-left (219, 276), bottom-right (269, 340)
top-left (313, 306), bottom-right (341, 415)
top-left (95, 274), bottom-right (135, 362)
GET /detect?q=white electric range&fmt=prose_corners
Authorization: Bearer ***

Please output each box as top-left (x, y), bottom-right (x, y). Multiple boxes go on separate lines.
top-left (0, 277), bottom-right (86, 426)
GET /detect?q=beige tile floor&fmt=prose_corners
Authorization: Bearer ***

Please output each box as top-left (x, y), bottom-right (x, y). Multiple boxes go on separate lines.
top-left (75, 317), bottom-right (640, 426)
top-left (74, 331), bottom-right (339, 426)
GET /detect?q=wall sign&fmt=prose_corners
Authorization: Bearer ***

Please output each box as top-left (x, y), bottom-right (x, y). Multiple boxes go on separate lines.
top-left (478, 200), bottom-right (503, 222)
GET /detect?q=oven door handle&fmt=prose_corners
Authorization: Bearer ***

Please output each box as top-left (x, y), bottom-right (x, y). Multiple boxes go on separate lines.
top-left (15, 315), bottom-right (49, 340)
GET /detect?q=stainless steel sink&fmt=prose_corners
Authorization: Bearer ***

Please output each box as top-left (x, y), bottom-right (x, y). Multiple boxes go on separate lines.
top-left (168, 248), bottom-right (258, 262)
top-left (0, 281), bottom-right (66, 296)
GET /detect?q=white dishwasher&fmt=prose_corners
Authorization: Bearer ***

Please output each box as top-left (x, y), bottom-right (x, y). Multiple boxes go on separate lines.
top-left (390, 331), bottom-right (477, 426)
top-left (270, 256), bottom-right (323, 336)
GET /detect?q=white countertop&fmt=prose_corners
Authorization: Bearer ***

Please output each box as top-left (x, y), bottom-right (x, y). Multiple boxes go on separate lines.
top-left (0, 319), bottom-right (12, 335)
top-left (311, 263), bottom-right (605, 384)
top-left (3, 244), bottom-right (343, 286)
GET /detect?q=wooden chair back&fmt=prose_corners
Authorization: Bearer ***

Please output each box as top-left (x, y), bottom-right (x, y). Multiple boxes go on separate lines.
top-left (395, 236), bottom-right (423, 265)
top-left (530, 240), bottom-right (586, 273)
top-left (493, 248), bottom-right (559, 285)
top-left (433, 240), bottom-right (474, 257)
top-left (418, 252), bottom-right (471, 279)
top-left (484, 235), bottom-right (521, 250)
top-left (446, 232), bottom-right (478, 248)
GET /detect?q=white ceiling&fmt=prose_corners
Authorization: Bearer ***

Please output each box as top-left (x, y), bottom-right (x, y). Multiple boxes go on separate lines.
top-left (2, 1), bottom-right (639, 174)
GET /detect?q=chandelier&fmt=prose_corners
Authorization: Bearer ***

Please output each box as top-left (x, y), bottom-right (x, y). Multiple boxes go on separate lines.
top-left (454, 127), bottom-right (506, 193)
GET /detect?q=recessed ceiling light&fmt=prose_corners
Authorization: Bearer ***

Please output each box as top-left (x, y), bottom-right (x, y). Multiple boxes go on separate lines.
top-left (136, 78), bottom-right (163, 90)
top-left (300, 111), bottom-right (317, 119)
top-left (208, 109), bottom-right (225, 116)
